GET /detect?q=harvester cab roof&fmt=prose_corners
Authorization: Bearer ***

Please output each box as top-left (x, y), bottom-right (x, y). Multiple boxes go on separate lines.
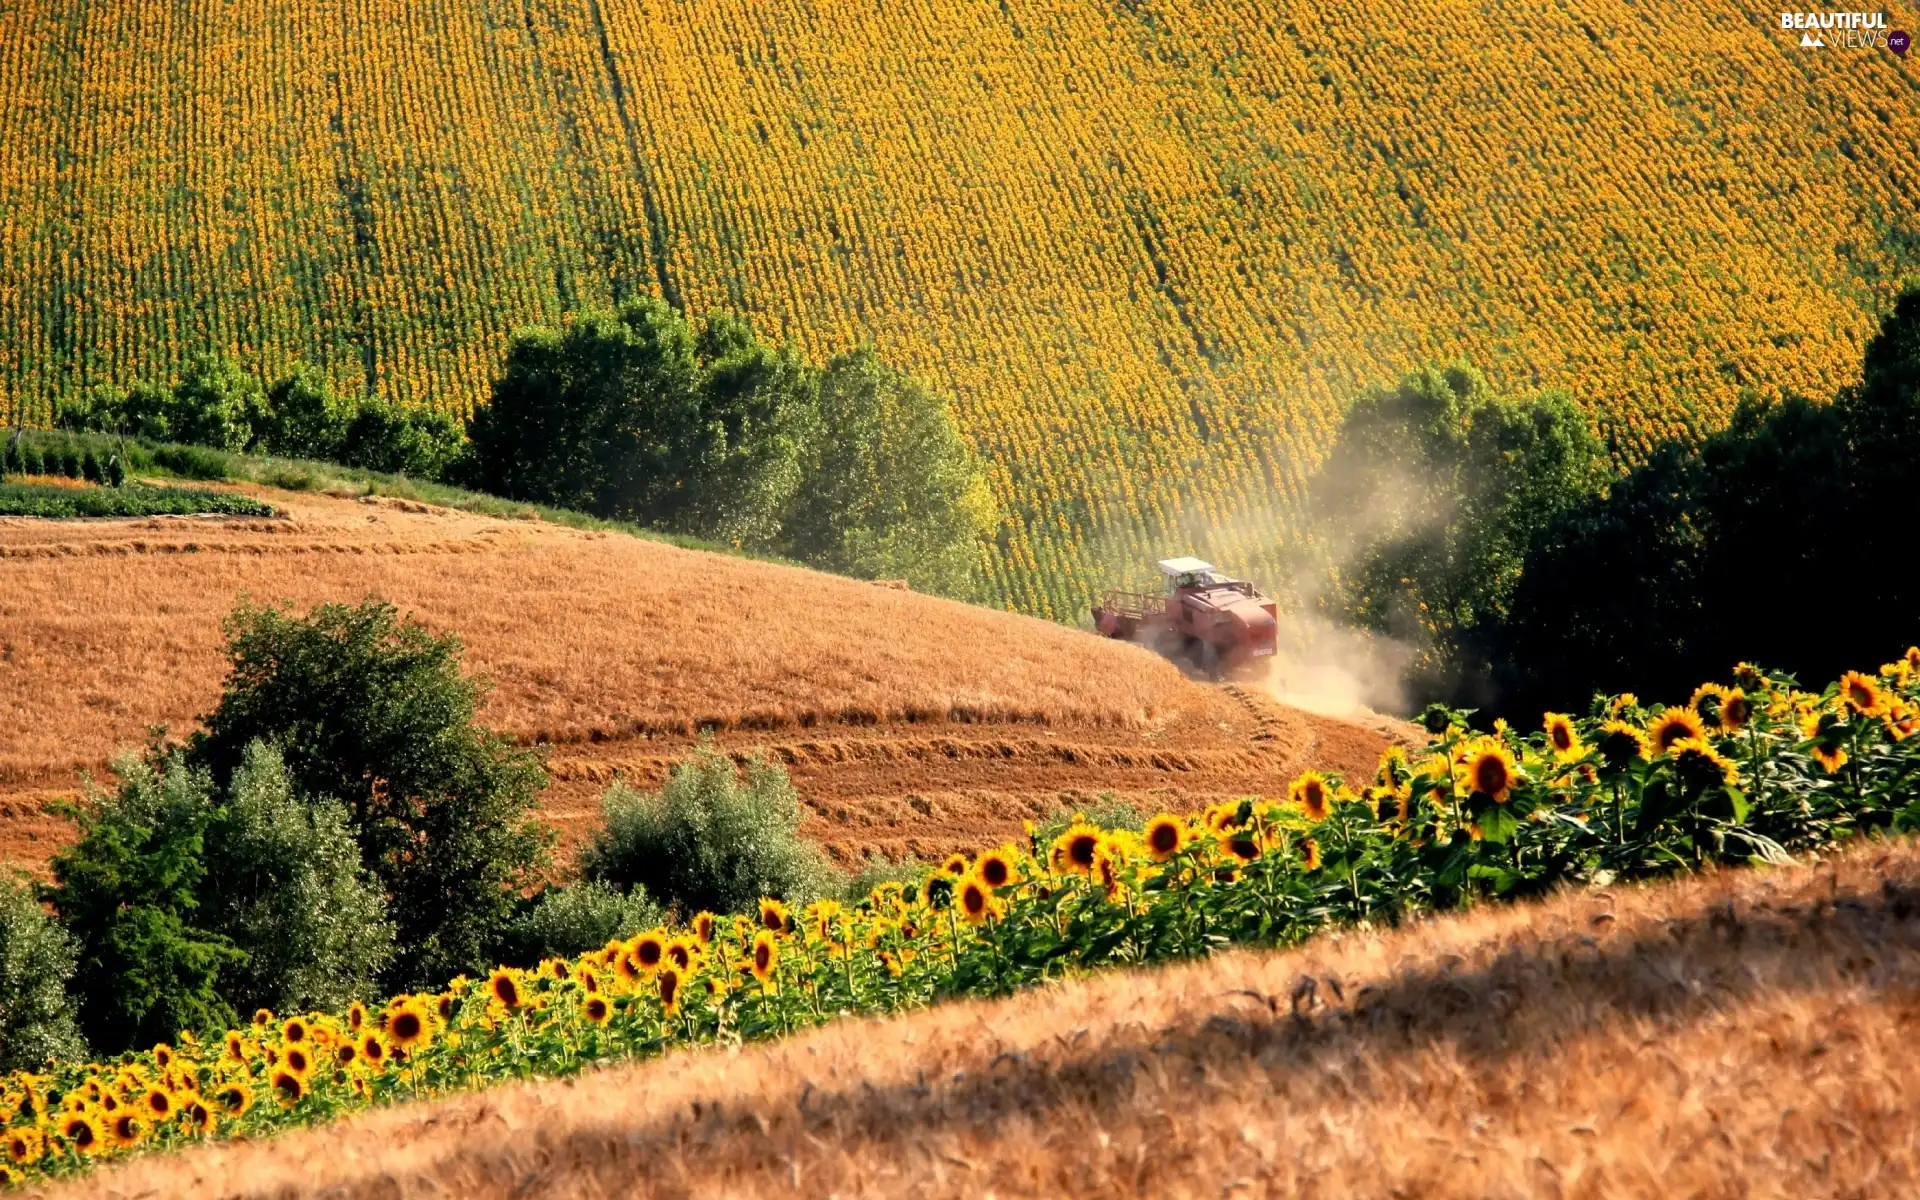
top-left (1156, 557), bottom-right (1226, 590)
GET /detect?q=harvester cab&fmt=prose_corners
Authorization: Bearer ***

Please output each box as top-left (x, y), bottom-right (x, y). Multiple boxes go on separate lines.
top-left (1091, 557), bottom-right (1278, 678)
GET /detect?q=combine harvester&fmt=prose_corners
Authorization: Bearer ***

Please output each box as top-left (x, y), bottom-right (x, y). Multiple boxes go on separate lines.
top-left (1091, 557), bottom-right (1276, 679)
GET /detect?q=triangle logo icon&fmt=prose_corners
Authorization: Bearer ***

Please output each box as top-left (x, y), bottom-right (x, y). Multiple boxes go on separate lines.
top-left (1800, 30), bottom-right (1825, 47)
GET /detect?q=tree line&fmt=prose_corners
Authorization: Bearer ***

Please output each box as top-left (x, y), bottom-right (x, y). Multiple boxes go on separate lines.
top-left (49, 300), bottom-right (996, 597)
top-left (1303, 281), bottom-right (1920, 719)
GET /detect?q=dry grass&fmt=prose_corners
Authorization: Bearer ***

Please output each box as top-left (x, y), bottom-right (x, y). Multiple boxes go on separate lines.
top-left (55, 838), bottom-right (1920, 1200)
top-left (0, 488), bottom-right (1394, 868)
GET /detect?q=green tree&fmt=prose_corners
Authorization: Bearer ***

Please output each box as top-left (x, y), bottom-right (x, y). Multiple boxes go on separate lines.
top-left (187, 601), bottom-right (551, 990)
top-left (43, 756), bottom-right (245, 1054)
top-left (579, 743), bottom-right (831, 918)
top-left (339, 395), bottom-right (463, 478)
top-left (0, 874), bottom-right (86, 1070)
top-left (498, 879), bottom-right (663, 966)
top-left (262, 368), bottom-right (352, 460)
top-left (198, 741), bottom-right (396, 1015)
top-left (778, 347), bottom-right (995, 595)
top-left (1306, 364), bottom-right (1607, 703)
top-left (170, 353), bottom-right (270, 452)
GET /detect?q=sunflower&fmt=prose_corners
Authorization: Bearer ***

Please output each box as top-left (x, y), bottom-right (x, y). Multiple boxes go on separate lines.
top-left (1717, 688), bottom-right (1752, 734)
top-left (941, 852), bottom-right (970, 877)
top-left (1811, 742), bottom-right (1849, 774)
top-left (957, 875), bottom-right (995, 923)
top-left (632, 930), bottom-right (668, 973)
top-left (757, 899), bottom-right (790, 933)
top-left (692, 911), bottom-right (717, 945)
top-left (750, 931), bottom-right (779, 986)
top-left (976, 847), bottom-right (1018, 889)
top-left (488, 968), bottom-right (525, 1010)
top-left (152, 1042), bottom-right (174, 1069)
top-left (582, 994), bottom-right (612, 1025)
top-left (1907, 646), bottom-right (1920, 671)
top-left (1839, 670), bottom-right (1889, 717)
top-left (5, 1128), bottom-right (43, 1166)
top-left (270, 1069), bottom-right (307, 1107)
top-left (281, 1045), bottom-right (314, 1078)
top-left (1052, 823), bottom-right (1103, 875)
top-left (613, 945), bottom-right (644, 987)
top-left (1459, 737), bottom-right (1519, 803)
top-left (357, 1034), bottom-right (388, 1069)
top-left (108, 1112), bottom-right (145, 1149)
top-left (1542, 712), bottom-right (1584, 760)
top-left (657, 967), bottom-right (684, 1016)
top-left (327, 1039), bottom-right (355, 1068)
top-left (1300, 836), bottom-right (1323, 871)
top-left (666, 938), bottom-right (695, 971)
top-left (1289, 771), bottom-right (1332, 822)
top-left (436, 991), bottom-right (458, 1022)
top-left (1669, 738), bottom-right (1740, 790)
top-left (1596, 720), bottom-right (1651, 770)
top-left (1202, 802), bottom-right (1243, 833)
top-left (212, 1082), bottom-right (252, 1117)
top-left (575, 966), bottom-right (601, 993)
top-left (252, 1008), bottom-right (274, 1029)
top-left (282, 1016), bottom-right (310, 1045)
top-left (1885, 701), bottom-right (1919, 743)
top-left (59, 1113), bottom-right (103, 1155)
top-left (385, 1000), bottom-right (432, 1052)
top-left (1091, 844), bottom-right (1126, 902)
top-left (1648, 708), bottom-right (1708, 756)
top-left (1143, 814), bottom-right (1187, 861)
top-left (1609, 693), bottom-right (1639, 716)
top-left (347, 1001), bottom-right (368, 1032)
top-left (141, 1086), bottom-right (174, 1120)
top-left (223, 1030), bottom-right (247, 1063)
top-left (180, 1098), bottom-right (217, 1137)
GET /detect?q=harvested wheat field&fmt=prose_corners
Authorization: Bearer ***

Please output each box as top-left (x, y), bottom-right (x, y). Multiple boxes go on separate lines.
top-left (46, 838), bottom-right (1920, 1199)
top-left (0, 485), bottom-right (1396, 870)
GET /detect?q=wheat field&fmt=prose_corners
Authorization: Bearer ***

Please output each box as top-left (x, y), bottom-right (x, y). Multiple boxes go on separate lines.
top-left (45, 836), bottom-right (1920, 1199)
top-left (3, 0), bottom-right (1914, 615)
top-left (0, 486), bottom-right (1395, 869)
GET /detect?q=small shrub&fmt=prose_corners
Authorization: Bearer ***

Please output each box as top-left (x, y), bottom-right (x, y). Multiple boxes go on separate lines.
top-left (151, 443), bottom-right (232, 480)
top-left (0, 874), bottom-right (87, 1071)
top-left (579, 744), bottom-right (832, 918)
top-left (498, 879), bottom-right (663, 966)
top-left (837, 854), bottom-right (926, 904)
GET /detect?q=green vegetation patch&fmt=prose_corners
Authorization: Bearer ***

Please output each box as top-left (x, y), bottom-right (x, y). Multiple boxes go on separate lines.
top-left (0, 482), bottom-right (278, 519)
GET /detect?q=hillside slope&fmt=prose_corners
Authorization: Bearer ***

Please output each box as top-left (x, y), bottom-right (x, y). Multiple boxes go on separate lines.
top-left (3, 0), bottom-right (1915, 615)
top-left (0, 486), bottom-right (1393, 870)
top-left (51, 838), bottom-right (1920, 1199)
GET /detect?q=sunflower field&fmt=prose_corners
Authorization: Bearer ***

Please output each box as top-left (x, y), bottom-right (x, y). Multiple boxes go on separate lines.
top-left (3, 0), bottom-right (1917, 616)
top-left (5, 650), bottom-right (1920, 1185)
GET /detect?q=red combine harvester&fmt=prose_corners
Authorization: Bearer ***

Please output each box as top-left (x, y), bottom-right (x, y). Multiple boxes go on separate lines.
top-left (1091, 557), bottom-right (1277, 678)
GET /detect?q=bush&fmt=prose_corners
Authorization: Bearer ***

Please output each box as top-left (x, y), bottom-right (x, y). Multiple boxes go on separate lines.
top-left (262, 368), bottom-right (352, 461)
top-left (339, 396), bottom-right (464, 478)
top-left (187, 601), bottom-right (552, 990)
top-left (197, 741), bottom-right (396, 1015)
top-left (43, 756), bottom-right (245, 1054)
top-left (150, 442), bottom-right (232, 480)
top-left (579, 745), bottom-right (831, 918)
top-left (498, 880), bottom-right (663, 966)
top-left (0, 483), bottom-right (276, 519)
top-left (0, 875), bottom-right (86, 1071)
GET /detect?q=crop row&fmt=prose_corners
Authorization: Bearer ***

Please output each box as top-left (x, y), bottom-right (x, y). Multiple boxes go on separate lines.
top-left (5, 651), bottom-right (1919, 1185)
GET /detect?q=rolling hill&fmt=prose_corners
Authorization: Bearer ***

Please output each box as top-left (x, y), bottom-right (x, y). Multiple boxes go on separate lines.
top-left (2, 0), bottom-right (1915, 616)
top-left (45, 832), bottom-right (1920, 1199)
top-left (0, 483), bottom-right (1396, 872)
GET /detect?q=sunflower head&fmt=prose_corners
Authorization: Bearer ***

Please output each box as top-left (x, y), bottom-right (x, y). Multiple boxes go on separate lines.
top-left (108, 1111), bottom-right (145, 1148)
top-left (1299, 836), bottom-right (1323, 872)
top-left (358, 1034), bottom-right (388, 1068)
top-left (385, 1001), bottom-right (431, 1051)
top-left (1596, 720), bottom-right (1650, 771)
top-left (1542, 712), bottom-right (1584, 760)
top-left (582, 994), bottom-right (612, 1025)
top-left (1289, 771), bottom-right (1332, 822)
top-left (976, 848), bottom-right (1018, 889)
top-left (180, 1098), bottom-right (216, 1137)
top-left (1669, 737), bottom-right (1739, 790)
top-left (282, 1016), bottom-right (309, 1045)
top-left (692, 911), bottom-right (717, 945)
top-left (1810, 742), bottom-right (1849, 774)
top-left (5, 1128), bottom-right (44, 1166)
top-left (270, 1069), bottom-right (307, 1107)
top-left (223, 1030), bottom-right (247, 1063)
top-left (142, 1086), bottom-right (174, 1119)
top-left (1648, 708), bottom-right (1709, 756)
top-left (281, 1045), bottom-right (313, 1078)
top-left (488, 968), bottom-right (524, 1010)
top-left (1717, 689), bottom-right (1752, 734)
top-left (750, 930), bottom-right (779, 985)
top-left (1143, 814), bottom-right (1186, 861)
top-left (957, 875), bottom-right (995, 923)
top-left (347, 1001), bottom-right (367, 1031)
top-left (757, 899), bottom-right (789, 933)
top-left (941, 852), bottom-right (970, 878)
top-left (252, 1008), bottom-right (274, 1030)
top-left (1838, 670), bottom-right (1889, 717)
top-left (59, 1113), bottom-right (103, 1155)
top-left (1220, 828), bottom-right (1263, 864)
top-left (666, 939), bottom-right (694, 971)
top-left (1052, 823), bottom-right (1103, 875)
top-left (213, 1082), bottom-right (252, 1117)
top-left (657, 967), bottom-right (684, 1016)
top-left (1459, 737), bottom-right (1519, 802)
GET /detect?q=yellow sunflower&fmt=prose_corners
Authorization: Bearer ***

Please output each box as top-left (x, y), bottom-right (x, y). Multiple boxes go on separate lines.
top-left (692, 911), bottom-right (717, 945)
top-left (976, 847), bottom-right (1019, 889)
top-left (212, 1082), bottom-right (252, 1117)
top-left (252, 1008), bottom-right (274, 1030)
top-left (1458, 737), bottom-right (1519, 803)
top-left (1289, 771), bottom-right (1333, 822)
top-left (269, 1069), bottom-right (307, 1107)
top-left (180, 1098), bottom-right (217, 1137)
top-left (385, 1000), bottom-right (432, 1053)
top-left (1299, 836), bottom-right (1323, 872)
top-left (1596, 720), bottom-right (1651, 770)
top-left (1811, 742), bottom-right (1849, 774)
top-left (1669, 738), bottom-right (1740, 789)
top-left (1542, 712), bottom-right (1584, 760)
top-left (347, 1001), bottom-right (368, 1032)
top-left (280, 1045), bottom-right (314, 1079)
top-left (750, 931), bottom-right (779, 986)
top-left (222, 1030), bottom-right (248, 1063)
top-left (1648, 708), bottom-right (1709, 756)
top-left (141, 1086), bottom-right (175, 1120)
top-left (108, 1112), bottom-right (145, 1149)
top-left (281, 1016), bottom-right (310, 1045)
top-left (941, 852), bottom-right (970, 877)
top-left (582, 993), bottom-right (612, 1025)
top-left (1717, 688), bottom-right (1752, 734)
top-left (957, 875), bottom-right (996, 923)
top-left (5, 1127), bottom-right (44, 1166)
top-left (1839, 670), bottom-right (1889, 717)
top-left (1051, 823), bottom-right (1103, 875)
top-left (488, 968), bottom-right (525, 1010)
top-left (357, 1034), bottom-right (388, 1070)
top-left (757, 899), bottom-right (789, 933)
top-left (1219, 828), bottom-right (1263, 865)
top-left (656, 966), bottom-right (684, 1016)
top-left (1143, 813), bottom-right (1187, 861)
top-left (59, 1113), bottom-right (104, 1156)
